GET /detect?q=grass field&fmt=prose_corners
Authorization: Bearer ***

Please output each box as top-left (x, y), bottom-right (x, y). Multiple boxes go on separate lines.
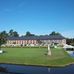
top-left (0, 47), bottom-right (74, 67)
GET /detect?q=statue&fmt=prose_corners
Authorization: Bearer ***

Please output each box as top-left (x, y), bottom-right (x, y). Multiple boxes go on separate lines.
top-left (47, 44), bottom-right (51, 56)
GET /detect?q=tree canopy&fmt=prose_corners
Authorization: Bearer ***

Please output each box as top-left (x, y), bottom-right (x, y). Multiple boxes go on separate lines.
top-left (50, 31), bottom-right (61, 35)
top-left (25, 31), bottom-right (35, 36)
top-left (66, 38), bottom-right (74, 46)
top-left (0, 31), bottom-right (8, 37)
top-left (8, 29), bottom-right (19, 37)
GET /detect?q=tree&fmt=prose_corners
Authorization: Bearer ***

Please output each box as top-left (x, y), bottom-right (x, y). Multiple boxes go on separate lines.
top-left (8, 29), bottom-right (14, 37)
top-left (13, 31), bottom-right (19, 37)
top-left (0, 33), bottom-right (7, 50)
top-left (25, 31), bottom-right (35, 36)
top-left (66, 38), bottom-right (74, 46)
top-left (50, 31), bottom-right (61, 35)
top-left (25, 31), bottom-right (31, 36)
top-left (1, 31), bottom-right (8, 37)
top-left (8, 29), bottom-right (19, 37)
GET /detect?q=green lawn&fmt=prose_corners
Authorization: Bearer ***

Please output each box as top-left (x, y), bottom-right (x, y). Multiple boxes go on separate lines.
top-left (0, 47), bottom-right (74, 67)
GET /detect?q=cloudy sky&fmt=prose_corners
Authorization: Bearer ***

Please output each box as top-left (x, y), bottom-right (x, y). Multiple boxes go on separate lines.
top-left (0, 0), bottom-right (74, 38)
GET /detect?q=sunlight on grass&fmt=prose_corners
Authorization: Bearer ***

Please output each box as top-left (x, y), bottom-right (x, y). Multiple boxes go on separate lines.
top-left (0, 47), bottom-right (74, 66)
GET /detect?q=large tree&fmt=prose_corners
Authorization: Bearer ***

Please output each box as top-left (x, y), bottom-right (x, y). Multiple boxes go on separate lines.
top-left (8, 29), bottom-right (19, 37)
top-left (13, 31), bottom-right (19, 37)
top-left (9, 29), bottom-right (13, 37)
top-left (1, 31), bottom-right (8, 37)
top-left (50, 31), bottom-right (61, 35)
top-left (0, 32), bottom-right (7, 50)
top-left (25, 31), bottom-right (35, 36)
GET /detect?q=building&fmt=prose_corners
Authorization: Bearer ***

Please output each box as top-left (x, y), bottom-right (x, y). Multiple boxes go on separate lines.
top-left (5, 34), bottom-right (66, 47)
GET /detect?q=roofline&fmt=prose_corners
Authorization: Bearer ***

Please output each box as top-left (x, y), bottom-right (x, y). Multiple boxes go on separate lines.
top-left (7, 35), bottom-right (66, 40)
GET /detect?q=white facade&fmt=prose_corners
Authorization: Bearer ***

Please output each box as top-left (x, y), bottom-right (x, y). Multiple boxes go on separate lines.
top-left (4, 39), bottom-right (66, 47)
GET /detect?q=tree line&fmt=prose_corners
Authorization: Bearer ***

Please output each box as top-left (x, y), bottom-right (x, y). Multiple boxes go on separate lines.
top-left (0, 29), bottom-right (74, 49)
top-left (0, 30), bottom-right (62, 38)
top-left (0, 29), bottom-right (35, 37)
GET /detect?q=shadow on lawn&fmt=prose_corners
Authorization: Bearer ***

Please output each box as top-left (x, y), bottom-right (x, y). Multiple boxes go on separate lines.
top-left (3, 50), bottom-right (7, 53)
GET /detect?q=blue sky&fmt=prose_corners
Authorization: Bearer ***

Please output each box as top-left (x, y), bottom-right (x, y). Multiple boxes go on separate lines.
top-left (0, 0), bottom-right (74, 38)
